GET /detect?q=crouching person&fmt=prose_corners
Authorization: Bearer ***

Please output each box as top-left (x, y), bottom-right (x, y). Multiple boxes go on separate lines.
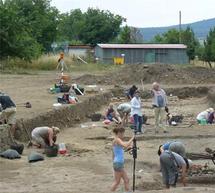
top-left (30, 126), bottom-right (60, 148)
top-left (159, 150), bottom-right (191, 189)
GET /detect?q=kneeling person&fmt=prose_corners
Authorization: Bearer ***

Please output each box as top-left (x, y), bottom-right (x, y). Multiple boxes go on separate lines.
top-left (31, 126), bottom-right (60, 148)
top-left (117, 103), bottom-right (131, 126)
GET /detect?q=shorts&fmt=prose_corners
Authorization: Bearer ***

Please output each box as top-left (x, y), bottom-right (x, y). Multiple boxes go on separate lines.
top-left (113, 162), bottom-right (124, 171)
top-left (31, 134), bottom-right (46, 147)
top-left (0, 107), bottom-right (16, 125)
top-left (107, 114), bottom-right (113, 121)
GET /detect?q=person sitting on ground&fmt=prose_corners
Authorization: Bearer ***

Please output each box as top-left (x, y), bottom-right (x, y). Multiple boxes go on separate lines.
top-left (131, 90), bottom-right (143, 134)
top-left (111, 126), bottom-right (134, 192)
top-left (151, 82), bottom-right (168, 134)
top-left (29, 126), bottom-right (60, 148)
top-left (117, 103), bottom-right (131, 126)
top-left (105, 104), bottom-right (121, 124)
top-left (0, 92), bottom-right (16, 139)
top-left (126, 85), bottom-right (138, 100)
top-left (208, 111), bottom-right (215, 124)
top-left (158, 141), bottom-right (186, 157)
top-left (159, 149), bottom-right (192, 189)
top-left (196, 108), bottom-right (214, 124)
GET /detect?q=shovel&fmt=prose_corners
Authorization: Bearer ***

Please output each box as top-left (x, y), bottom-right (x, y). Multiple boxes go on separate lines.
top-left (16, 102), bottom-right (32, 108)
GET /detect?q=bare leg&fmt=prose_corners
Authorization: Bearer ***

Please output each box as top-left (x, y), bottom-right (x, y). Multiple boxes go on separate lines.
top-left (10, 124), bottom-right (16, 138)
top-left (111, 171), bottom-right (122, 191)
top-left (122, 169), bottom-right (130, 191)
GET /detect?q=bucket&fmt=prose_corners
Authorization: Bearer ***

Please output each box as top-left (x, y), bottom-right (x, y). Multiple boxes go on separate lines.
top-left (44, 145), bottom-right (58, 157)
top-left (91, 113), bottom-right (102, 121)
top-left (200, 119), bottom-right (207, 125)
top-left (58, 143), bottom-right (67, 155)
top-left (10, 143), bottom-right (24, 155)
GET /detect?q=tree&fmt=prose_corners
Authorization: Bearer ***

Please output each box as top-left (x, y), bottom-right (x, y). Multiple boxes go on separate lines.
top-left (153, 27), bottom-right (199, 62)
top-left (0, 0), bottom-right (59, 60)
top-left (118, 25), bottom-right (132, 43)
top-left (0, 0), bottom-right (42, 60)
top-left (57, 9), bottom-right (84, 42)
top-left (79, 8), bottom-right (125, 45)
top-left (204, 27), bottom-right (215, 68)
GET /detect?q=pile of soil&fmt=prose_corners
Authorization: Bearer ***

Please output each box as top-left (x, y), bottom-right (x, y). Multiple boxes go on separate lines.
top-left (75, 64), bottom-right (215, 85)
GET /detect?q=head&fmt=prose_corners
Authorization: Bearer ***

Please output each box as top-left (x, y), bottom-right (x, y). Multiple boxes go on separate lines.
top-left (109, 104), bottom-right (114, 109)
top-left (134, 90), bottom-right (140, 98)
top-left (132, 85), bottom-right (137, 90)
top-left (52, 126), bottom-right (60, 135)
top-left (157, 145), bottom-right (163, 156)
top-left (206, 108), bottom-right (214, 113)
top-left (113, 126), bottom-right (125, 138)
top-left (152, 82), bottom-right (160, 91)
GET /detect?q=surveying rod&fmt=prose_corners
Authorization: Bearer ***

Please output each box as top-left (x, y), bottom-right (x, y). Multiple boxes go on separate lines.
top-left (132, 130), bottom-right (137, 192)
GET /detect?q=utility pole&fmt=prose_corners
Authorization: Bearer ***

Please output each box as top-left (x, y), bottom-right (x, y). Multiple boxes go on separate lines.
top-left (179, 11), bottom-right (182, 43)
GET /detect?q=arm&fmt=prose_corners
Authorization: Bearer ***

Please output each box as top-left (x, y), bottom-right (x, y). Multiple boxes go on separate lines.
top-left (48, 128), bottom-right (54, 146)
top-left (115, 136), bottom-right (134, 148)
top-left (131, 98), bottom-right (141, 109)
top-left (181, 164), bottom-right (187, 186)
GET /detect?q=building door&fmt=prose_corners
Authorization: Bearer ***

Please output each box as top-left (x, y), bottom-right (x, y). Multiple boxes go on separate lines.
top-left (144, 51), bottom-right (155, 63)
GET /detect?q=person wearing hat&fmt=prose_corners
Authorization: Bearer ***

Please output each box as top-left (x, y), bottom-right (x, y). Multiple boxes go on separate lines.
top-left (196, 108), bottom-right (214, 124)
top-left (151, 82), bottom-right (168, 134)
top-left (0, 92), bottom-right (17, 139)
top-left (130, 90), bottom-right (143, 134)
top-left (159, 148), bottom-right (192, 189)
top-left (29, 126), bottom-right (60, 148)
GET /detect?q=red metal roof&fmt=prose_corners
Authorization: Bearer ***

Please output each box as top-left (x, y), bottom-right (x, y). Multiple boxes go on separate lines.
top-left (97, 44), bottom-right (187, 49)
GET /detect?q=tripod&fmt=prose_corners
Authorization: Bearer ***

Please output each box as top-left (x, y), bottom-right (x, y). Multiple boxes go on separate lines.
top-left (132, 133), bottom-right (137, 192)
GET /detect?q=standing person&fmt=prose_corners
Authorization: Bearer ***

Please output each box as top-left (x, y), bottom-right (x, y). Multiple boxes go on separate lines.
top-left (131, 90), bottom-right (143, 134)
top-left (111, 127), bottom-right (134, 193)
top-left (159, 150), bottom-right (191, 189)
top-left (151, 82), bottom-right (168, 134)
top-left (117, 103), bottom-right (131, 126)
top-left (29, 126), bottom-right (60, 148)
top-left (0, 92), bottom-right (16, 139)
top-left (126, 85), bottom-right (138, 100)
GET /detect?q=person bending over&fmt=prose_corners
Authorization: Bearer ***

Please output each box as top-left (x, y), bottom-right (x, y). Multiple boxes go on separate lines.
top-left (30, 126), bottom-right (60, 148)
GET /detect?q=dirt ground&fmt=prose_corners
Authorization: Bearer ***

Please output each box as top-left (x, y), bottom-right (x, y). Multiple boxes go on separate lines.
top-left (0, 66), bottom-right (215, 193)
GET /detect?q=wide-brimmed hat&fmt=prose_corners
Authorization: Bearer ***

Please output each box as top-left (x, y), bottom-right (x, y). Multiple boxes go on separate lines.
top-left (206, 108), bottom-right (214, 113)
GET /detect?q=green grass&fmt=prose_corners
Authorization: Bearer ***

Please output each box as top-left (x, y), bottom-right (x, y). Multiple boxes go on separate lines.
top-left (0, 54), bottom-right (121, 74)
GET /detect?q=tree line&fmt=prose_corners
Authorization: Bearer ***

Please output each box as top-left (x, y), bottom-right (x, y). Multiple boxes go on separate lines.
top-left (0, 0), bottom-right (214, 66)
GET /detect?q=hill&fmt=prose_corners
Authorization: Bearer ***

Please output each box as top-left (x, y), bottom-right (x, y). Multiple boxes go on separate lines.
top-left (139, 18), bottom-right (215, 42)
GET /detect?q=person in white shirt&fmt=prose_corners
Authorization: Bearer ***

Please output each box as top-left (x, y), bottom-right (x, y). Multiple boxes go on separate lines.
top-left (196, 108), bottom-right (214, 124)
top-left (130, 90), bottom-right (143, 134)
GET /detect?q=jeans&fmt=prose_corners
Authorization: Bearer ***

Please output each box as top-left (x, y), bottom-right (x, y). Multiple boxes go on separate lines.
top-left (133, 114), bottom-right (143, 132)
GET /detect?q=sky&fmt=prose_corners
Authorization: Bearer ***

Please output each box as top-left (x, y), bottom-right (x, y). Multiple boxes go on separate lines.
top-left (51, 0), bottom-right (215, 28)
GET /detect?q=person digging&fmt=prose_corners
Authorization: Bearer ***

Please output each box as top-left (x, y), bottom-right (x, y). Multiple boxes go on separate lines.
top-left (28, 126), bottom-right (60, 148)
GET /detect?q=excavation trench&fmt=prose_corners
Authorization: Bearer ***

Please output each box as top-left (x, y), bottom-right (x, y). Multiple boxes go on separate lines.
top-left (0, 85), bottom-right (214, 149)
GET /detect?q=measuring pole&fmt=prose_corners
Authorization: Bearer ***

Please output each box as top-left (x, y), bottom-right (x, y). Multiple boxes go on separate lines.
top-left (132, 133), bottom-right (137, 192)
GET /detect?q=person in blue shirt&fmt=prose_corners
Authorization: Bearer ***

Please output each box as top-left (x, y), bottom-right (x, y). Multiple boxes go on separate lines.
top-left (158, 141), bottom-right (186, 157)
top-left (111, 127), bottom-right (134, 193)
